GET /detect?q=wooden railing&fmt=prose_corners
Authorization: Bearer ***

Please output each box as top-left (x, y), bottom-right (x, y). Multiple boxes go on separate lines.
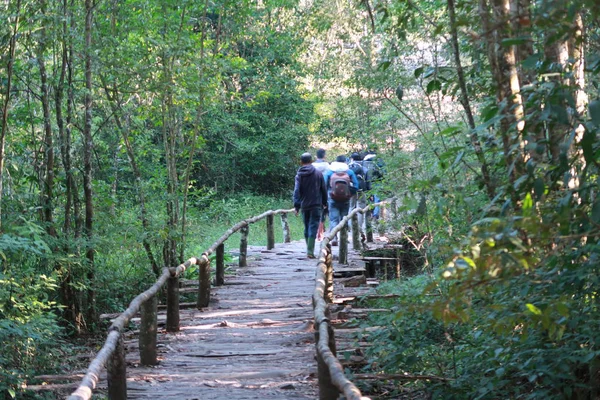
top-left (312, 200), bottom-right (394, 400)
top-left (67, 198), bottom-right (397, 400)
top-left (67, 208), bottom-right (293, 400)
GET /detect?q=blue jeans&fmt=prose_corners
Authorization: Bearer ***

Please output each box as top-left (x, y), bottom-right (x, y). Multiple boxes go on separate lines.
top-left (303, 208), bottom-right (322, 239)
top-left (328, 199), bottom-right (350, 232)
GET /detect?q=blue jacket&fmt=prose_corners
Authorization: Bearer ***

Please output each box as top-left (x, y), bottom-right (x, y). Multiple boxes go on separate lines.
top-left (293, 164), bottom-right (327, 211)
top-left (323, 165), bottom-right (359, 203)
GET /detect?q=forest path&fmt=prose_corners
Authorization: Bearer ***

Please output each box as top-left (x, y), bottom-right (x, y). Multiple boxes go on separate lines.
top-left (122, 240), bottom-right (329, 399)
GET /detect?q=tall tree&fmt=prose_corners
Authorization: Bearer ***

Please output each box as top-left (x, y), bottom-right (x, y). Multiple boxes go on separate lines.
top-left (0, 0), bottom-right (22, 232)
top-left (83, 0), bottom-right (97, 326)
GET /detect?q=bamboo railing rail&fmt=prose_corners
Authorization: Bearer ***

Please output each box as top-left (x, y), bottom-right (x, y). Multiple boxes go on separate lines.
top-left (313, 199), bottom-right (393, 400)
top-left (67, 208), bottom-right (294, 400)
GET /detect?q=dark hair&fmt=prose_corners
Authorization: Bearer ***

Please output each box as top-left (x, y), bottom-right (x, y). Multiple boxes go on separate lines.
top-left (316, 148), bottom-right (326, 159)
top-left (301, 152), bottom-right (313, 164)
top-left (336, 155), bottom-right (347, 163)
top-left (351, 152), bottom-right (362, 161)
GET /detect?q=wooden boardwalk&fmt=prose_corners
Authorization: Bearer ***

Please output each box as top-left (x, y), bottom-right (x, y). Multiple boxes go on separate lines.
top-left (121, 240), bottom-right (325, 399)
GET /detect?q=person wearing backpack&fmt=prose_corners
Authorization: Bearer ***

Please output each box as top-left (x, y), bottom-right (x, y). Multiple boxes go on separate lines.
top-left (323, 155), bottom-right (359, 246)
top-left (293, 152), bottom-right (328, 259)
top-left (348, 152), bottom-right (368, 234)
top-left (312, 148), bottom-right (330, 241)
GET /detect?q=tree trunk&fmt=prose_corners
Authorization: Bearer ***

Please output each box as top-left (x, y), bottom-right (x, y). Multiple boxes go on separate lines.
top-left (37, 0), bottom-right (57, 239)
top-left (83, 0), bottom-right (97, 327)
top-left (0, 0), bottom-right (22, 232)
top-left (447, 0), bottom-right (495, 200)
top-left (480, 0), bottom-right (525, 189)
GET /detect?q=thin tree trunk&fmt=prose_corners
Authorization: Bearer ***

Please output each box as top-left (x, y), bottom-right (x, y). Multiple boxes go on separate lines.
top-left (447, 0), bottom-right (495, 200)
top-left (37, 0), bottom-right (57, 239)
top-left (480, 0), bottom-right (525, 188)
top-left (0, 0), bottom-right (22, 232)
top-left (83, 0), bottom-right (97, 327)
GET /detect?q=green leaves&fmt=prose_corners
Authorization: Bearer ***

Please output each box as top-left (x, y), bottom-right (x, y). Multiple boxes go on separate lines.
top-left (589, 100), bottom-right (600, 127)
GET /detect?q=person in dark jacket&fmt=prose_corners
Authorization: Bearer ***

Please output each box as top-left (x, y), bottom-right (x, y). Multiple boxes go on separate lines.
top-left (293, 152), bottom-right (328, 258)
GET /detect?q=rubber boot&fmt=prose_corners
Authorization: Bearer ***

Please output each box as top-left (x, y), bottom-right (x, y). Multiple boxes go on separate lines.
top-left (307, 237), bottom-right (316, 259)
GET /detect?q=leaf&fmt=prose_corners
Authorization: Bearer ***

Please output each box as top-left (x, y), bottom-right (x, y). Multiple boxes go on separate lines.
top-left (451, 151), bottom-right (465, 169)
top-left (438, 125), bottom-right (462, 136)
top-left (414, 66), bottom-right (424, 78)
top-left (501, 37), bottom-right (529, 46)
top-left (533, 178), bottom-right (545, 200)
top-left (426, 79), bottom-right (442, 94)
top-left (522, 193), bottom-right (533, 215)
top-left (526, 303), bottom-right (542, 316)
top-left (589, 100), bottom-right (600, 127)
top-left (521, 53), bottom-right (541, 69)
top-left (378, 60), bottom-right (391, 71)
top-left (591, 197), bottom-right (600, 224)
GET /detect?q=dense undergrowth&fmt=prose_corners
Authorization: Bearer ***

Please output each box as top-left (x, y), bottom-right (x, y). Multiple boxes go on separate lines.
top-left (353, 187), bottom-right (600, 399)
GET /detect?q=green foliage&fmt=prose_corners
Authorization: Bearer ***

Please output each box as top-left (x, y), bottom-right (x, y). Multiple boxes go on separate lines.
top-left (0, 223), bottom-right (64, 399)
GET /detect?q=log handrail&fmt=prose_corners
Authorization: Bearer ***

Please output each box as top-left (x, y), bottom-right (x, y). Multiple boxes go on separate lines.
top-left (67, 209), bottom-right (293, 400)
top-left (313, 199), bottom-right (392, 400)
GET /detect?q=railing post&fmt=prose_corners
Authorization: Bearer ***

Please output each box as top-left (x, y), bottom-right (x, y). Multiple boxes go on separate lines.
top-left (166, 268), bottom-right (180, 332)
top-left (325, 245), bottom-right (334, 303)
top-left (266, 214), bottom-right (275, 250)
top-left (365, 208), bottom-right (374, 243)
top-left (198, 258), bottom-right (211, 308)
top-left (107, 332), bottom-right (127, 400)
top-left (216, 243), bottom-right (225, 286)
top-left (239, 224), bottom-right (249, 267)
top-left (315, 310), bottom-right (340, 400)
top-left (139, 296), bottom-right (158, 365)
top-left (339, 225), bottom-right (348, 265)
top-left (351, 213), bottom-right (361, 250)
top-left (280, 212), bottom-right (291, 243)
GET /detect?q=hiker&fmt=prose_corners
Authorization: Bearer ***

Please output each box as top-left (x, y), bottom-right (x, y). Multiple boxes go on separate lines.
top-left (312, 148), bottom-right (330, 173)
top-left (312, 148), bottom-right (330, 241)
top-left (293, 152), bottom-right (328, 258)
top-left (348, 152), bottom-right (367, 233)
top-left (323, 155), bottom-right (359, 246)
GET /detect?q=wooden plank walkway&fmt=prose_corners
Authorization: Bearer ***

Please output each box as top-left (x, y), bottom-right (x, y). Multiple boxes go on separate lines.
top-left (122, 240), bottom-right (324, 399)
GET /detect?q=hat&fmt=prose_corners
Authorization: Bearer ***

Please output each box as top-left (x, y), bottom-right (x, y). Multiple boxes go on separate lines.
top-left (301, 152), bottom-right (313, 163)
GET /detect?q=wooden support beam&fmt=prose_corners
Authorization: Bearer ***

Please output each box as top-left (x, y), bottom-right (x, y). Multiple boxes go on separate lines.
top-left (197, 259), bottom-right (210, 308)
top-left (266, 214), bottom-right (275, 250)
top-left (216, 243), bottom-right (225, 286)
top-left (351, 214), bottom-right (361, 250)
top-left (107, 333), bottom-right (126, 400)
top-left (280, 213), bottom-right (291, 243)
top-left (166, 270), bottom-right (180, 332)
top-left (239, 224), bottom-right (249, 267)
top-left (365, 209), bottom-right (373, 243)
top-left (139, 296), bottom-right (158, 365)
top-left (339, 225), bottom-right (348, 265)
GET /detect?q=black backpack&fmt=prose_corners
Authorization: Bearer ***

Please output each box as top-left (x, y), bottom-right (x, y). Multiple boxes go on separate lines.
top-left (329, 171), bottom-right (352, 202)
top-left (348, 162), bottom-right (367, 191)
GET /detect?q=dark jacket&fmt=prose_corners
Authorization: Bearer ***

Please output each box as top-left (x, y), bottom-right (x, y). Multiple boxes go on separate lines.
top-left (293, 164), bottom-right (327, 211)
